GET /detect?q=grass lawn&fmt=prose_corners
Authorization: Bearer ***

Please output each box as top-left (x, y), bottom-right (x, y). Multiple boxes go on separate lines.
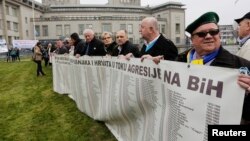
top-left (0, 59), bottom-right (117, 141)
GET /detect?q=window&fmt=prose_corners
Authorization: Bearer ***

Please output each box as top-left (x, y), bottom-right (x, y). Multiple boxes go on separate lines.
top-left (35, 25), bottom-right (40, 37)
top-left (127, 24), bottom-right (133, 34)
top-left (25, 17), bottom-right (28, 24)
top-left (175, 23), bottom-right (180, 34)
top-left (86, 24), bottom-right (92, 29)
top-left (0, 19), bottom-right (2, 29)
top-left (56, 25), bottom-right (62, 36)
top-left (64, 24), bottom-right (70, 36)
top-left (42, 25), bottom-right (48, 36)
top-left (12, 7), bottom-right (18, 17)
top-left (6, 6), bottom-right (9, 15)
top-left (8, 36), bottom-right (12, 45)
top-left (7, 21), bottom-right (11, 30)
top-left (26, 30), bottom-right (29, 37)
top-left (120, 24), bottom-right (126, 30)
top-left (78, 24), bottom-right (85, 35)
top-left (129, 38), bottom-right (133, 43)
top-left (13, 22), bottom-right (18, 32)
top-left (161, 24), bottom-right (166, 33)
top-left (102, 23), bottom-right (112, 32)
top-left (176, 37), bottom-right (180, 44)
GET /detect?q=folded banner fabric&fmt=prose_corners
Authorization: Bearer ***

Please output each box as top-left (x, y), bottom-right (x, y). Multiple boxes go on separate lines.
top-left (52, 55), bottom-right (245, 141)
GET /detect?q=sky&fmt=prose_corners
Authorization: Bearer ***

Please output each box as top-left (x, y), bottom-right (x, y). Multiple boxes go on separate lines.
top-left (34, 0), bottom-right (249, 26)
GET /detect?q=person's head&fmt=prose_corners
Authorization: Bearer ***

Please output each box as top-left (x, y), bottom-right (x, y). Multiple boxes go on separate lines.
top-left (186, 12), bottom-right (221, 56)
top-left (47, 43), bottom-right (52, 48)
top-left (139, 17), bottom-right (159, 43)
top-left (116, 30), bottom-right (128, 46)
top-left (83, 29), bottom-right (95, 43)
top-left (235, 12), bottom-right (250, 39)
top-left (101, 32), bottom-right (113, 46)
top-left (56, 39), bottom-right (63, 48)
top-left (70, 32), bottom-right (80, 45)
top-left (64, 38), bottom-right (69, 44)
top-left (67, 38), bottom-right (73, 46)
top-left (36, 41), bottom-right (41, 47)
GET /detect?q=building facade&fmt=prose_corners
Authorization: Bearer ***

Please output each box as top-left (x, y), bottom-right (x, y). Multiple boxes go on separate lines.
top-left (219, 25), bottom-right (237, 45)
top-left (0, 0), bottom-right (186, 49)
top-left (0, 0), bottom-right (44, 45)
top-left (42, 0), bottom-right (80, 6)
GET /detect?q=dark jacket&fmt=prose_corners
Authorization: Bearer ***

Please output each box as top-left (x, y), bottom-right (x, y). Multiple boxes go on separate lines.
top-left (140, 34), bottom-right (178, 60)
top-left (105, 41), bottom-right (118, 55)
top-left (83, 37), bottom-right (106, 56)
top-left (73, 39), bottom-right (85, 56)
top-left (177, 46), bottom-right (250, 121)
top-left (58, 46), bottom-right (69, 54)
top-left (112, 41), bottom-right (140, 57)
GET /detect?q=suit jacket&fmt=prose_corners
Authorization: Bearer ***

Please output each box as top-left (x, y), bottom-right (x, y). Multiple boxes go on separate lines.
top-left (112, 41), bottom-right (140, 57)
top-left (105, 41), bottom-right (118, 55)
top-left (140, 34), bottom-right (178, 60)
top-left (84, 37), bottom-right (106, 56)
top-left (73, 39), bottom-right (85, 56)
top-left (177, 46), bottom-right (250, 121)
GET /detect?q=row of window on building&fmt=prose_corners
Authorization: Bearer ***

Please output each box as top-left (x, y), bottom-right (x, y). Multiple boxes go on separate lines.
top-left (5, 5), bottom-right (19, 17)
top-left (34, 23), bottom-right (168, 37)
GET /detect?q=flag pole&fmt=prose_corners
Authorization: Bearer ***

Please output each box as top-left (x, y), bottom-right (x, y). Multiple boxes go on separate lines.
top-left (32, 0), bottom-right (36, 40)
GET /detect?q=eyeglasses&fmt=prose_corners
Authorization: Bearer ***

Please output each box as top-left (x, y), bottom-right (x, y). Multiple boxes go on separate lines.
top-left (102, 37), bottom-right (111, 40)
top-left (192, 29), bottom-right (220, 38)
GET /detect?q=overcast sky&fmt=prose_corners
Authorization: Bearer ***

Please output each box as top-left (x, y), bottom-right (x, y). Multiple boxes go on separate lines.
top-left (35, 0), bottom-right (249, 26)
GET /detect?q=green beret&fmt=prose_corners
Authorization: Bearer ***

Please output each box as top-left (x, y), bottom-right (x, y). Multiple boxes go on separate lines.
top-left (186, 12), bottom-right (219, 34)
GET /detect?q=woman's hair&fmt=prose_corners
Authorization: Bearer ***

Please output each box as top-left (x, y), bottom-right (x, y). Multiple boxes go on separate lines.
top-left (36, 41), bottom-right (41, 46)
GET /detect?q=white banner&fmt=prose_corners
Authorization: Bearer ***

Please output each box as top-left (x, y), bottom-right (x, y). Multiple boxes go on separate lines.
top-left (52, 55), bottom-right (245, 141)
top-left (0, 39), bottom-right (8, 53)
top-left (12, 40), bottom-right (38, 49)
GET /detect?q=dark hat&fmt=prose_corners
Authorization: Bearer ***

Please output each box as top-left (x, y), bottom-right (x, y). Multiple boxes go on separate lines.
top-left (235, 12), bottom-right (250, 24)
top-left (70, 32), bottom-right (80, 41)
top-left (186, 12), bottom-right (219, 34)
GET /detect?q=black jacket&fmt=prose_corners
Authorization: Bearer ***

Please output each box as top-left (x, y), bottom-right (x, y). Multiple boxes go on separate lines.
top-left (73, 39), bottom-right (85, 56)
top-left (105, 41), bottom-right (118, 55)
top-left (140, 34), bottom-right (178, 60)
top-left (83, 37), bottom-right (106, 56)
top-left (112, 41), bottom-right (140, 57)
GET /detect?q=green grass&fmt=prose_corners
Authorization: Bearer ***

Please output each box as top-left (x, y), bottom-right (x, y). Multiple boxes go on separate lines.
top-left (0, 59), bottom-right (117, 141)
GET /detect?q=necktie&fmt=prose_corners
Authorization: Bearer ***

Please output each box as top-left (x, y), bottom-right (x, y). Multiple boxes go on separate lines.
top-left (85, 44), bottom-right (89, 55)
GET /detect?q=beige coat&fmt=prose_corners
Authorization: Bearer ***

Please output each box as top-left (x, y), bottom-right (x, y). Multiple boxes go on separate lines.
top-left (236, 39), bottom-right (250, 61)
top-left (34, 46), bottom-right (43, 61)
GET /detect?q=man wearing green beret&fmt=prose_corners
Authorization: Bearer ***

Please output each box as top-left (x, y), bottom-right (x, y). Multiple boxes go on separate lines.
top-left (181, 12), bottom-right (250, 124)
top-left (145, 11), bottom-right (250, 124)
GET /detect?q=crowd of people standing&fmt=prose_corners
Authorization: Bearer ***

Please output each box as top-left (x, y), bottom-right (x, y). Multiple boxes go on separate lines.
top-left (31, 13), bottom-right (250, 124)
top-left (6, 47), bottom-right (20, 62)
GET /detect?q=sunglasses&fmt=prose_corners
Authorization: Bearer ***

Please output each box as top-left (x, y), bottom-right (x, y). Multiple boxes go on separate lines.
top-left (192, 29), bottom-right (220, 38)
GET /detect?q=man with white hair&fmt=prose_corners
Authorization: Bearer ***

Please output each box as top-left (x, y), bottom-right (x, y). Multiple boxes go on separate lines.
top-left (83, 29), bottom-right (106, 56)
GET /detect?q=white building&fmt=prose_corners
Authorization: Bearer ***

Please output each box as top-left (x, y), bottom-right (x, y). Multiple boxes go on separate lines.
top-left (219, 25), bottom-right (237, 45)
top-left (0, 0), bottom-right (186, 49)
